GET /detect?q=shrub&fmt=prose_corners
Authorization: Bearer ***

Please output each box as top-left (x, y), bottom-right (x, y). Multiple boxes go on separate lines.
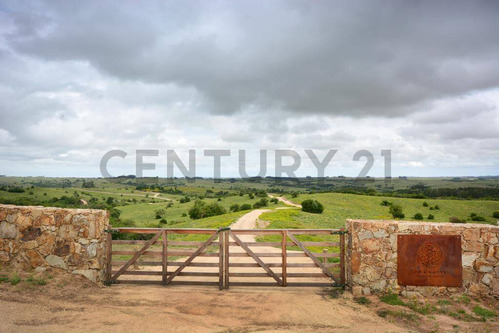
top-left (427, 214), bottom-right (434, 220)
top-left (354, 296), bottom-right (371, 305)
top-left (248, 193), bottom-right (254, 199)
top-left (291, 192), bottom-right (298, 198)
top-left (389, 203), bottom-right (404, 219)
top-left (240, 204), bottom-right (252, 210)
top-left (380, 200), bottom-right (391, 206)
top-left (470, 213), bottom-right (486, 222)
top-left (301, 199), bottom-right (324, 214)
top-left (413, 213), bottom-right (424, 220)
top-left (270, 198), bottom-right (279, 204)
top-left (229, 204), bottom-right (240, 212)
top-left (380, 292), bottom-right (405, 306)
top-left (422, 202), bottom-right (429, 207)
top-left (434, 205), bottom-right (440, 210)
top-left (188, 200), bottom-right (227, 219)
top-left (7, 187), bottom-right (25, 193)
top-left (472, 306), bottom-right (496, 319)
top-left (159, 219), bottom-right (167, 224)
top-left (449, 216), bottom-right (466, 224)
top-left (253, 198), bottom-right (269, 209)
top-left (179, 196), bottom-right (191, 204)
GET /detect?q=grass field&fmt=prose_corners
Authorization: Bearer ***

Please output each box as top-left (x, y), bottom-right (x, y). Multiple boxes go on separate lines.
top-left (260, 193), bottom-right (499, 230)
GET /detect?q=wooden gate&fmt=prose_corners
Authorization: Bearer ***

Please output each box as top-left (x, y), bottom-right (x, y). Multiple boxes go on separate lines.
top-left (106, 227), bottom-right (346, 289)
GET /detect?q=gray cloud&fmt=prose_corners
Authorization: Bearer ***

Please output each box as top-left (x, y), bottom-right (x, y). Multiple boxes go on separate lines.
top-left (4, 0), bottom-right (498, 117)
top-left (0, 1), bottom-right (497, 177)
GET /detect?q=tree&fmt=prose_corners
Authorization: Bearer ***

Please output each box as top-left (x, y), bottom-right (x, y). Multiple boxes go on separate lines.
top-left (301, 199), bottom-right (324, 214)
top-left (240, 204), bottom-right (252, 210)
top-left (389, 203), bottom-right (404, 218)
top-left (188, 200), bottom-right (227, 219)
top-left (253, 198), bottom-right (269, 209)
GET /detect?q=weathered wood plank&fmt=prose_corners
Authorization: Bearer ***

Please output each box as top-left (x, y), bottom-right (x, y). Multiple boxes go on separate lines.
top-left (340, 228), bottom-right (346, 286)
top-left (111, 231), bottom-right (163, 281)
top-left (168, 262), bottom-right (219, 267)
top-left (228, 241), bottom-right (340, 247)
top-left (224, 230), bottom-right (229, 289)
top-left (288, 234), bottom-right (339, 284)
top-left (112, 250), bottom-right (163, 256)
top-left (162, 230), bottom-right (168, 285)
top-left (282, 230), bottom-right (287, 287)
top-left (112, 260), bottom-right (162, 266)
top-left (219, 232), bottom-right (223, 290)
top-left (229, 232), bottom-right (282, 286)
top-left (105, 230), bottom-right (112, 282)
top-left (165, 232), bottom-right (219, 284)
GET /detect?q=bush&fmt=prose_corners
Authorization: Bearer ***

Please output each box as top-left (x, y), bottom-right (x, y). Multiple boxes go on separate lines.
top-left (470, 213), bottom-right (486, 222)
top-left (229, 204), bottom-right (240, 212)
top-left (159, 219), bottom-right (167, 224)
top-left (270, 198), bottom-right (279, 204)
top-left (248, 193), bottom-right (254, 199)
top-left (427, 214), bottom-right (434, 220)
top-left (240, 204), bottom-right (252, 210)
top-left (301, 199), bottom-right (324, 214)
top-left (188, 200), bottom-right (226, 219)
top-left (7, 187), bottom-right (25, 193)
top-left (422, 202), bottom-right (428, 207)
top-left (389, 203), bottom-right (404, 219)
top-left (449, 216), bottom-right (466, 224)
top-left (434, 205), bottom-right (440, 210)
top-left (253, 198), bottom-right (269, 209)
top-left (380, 200), bottom-right (391, 206)
top-left (291, 192), bottom-right (298, 198)
top-left (179, 196), bottom-right (191, 203)
top-left (413, 213), bottom-right (424, 220)
top-left (493, 211), bottom-right (499, 219)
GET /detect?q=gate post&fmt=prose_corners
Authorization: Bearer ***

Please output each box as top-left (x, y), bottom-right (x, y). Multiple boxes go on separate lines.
top-left (340, 228), bottom-right (346, 288)
top-left (224, 230), bottom-right (229, 289)
top-left (105, 228), bottom-right (112, 283)
top-left (162, 230), bottom-right (168, 285)
top-left (282, 230), bottom-right (287, 287)
top-left (219, 230), bottom-right (224, 290)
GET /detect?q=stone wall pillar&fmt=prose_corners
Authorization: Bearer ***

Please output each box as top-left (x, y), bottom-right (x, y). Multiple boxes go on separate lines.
top-left (0, 204), bottom-right (109, 284)
top-left (346, 219), bottom-right (499, 299)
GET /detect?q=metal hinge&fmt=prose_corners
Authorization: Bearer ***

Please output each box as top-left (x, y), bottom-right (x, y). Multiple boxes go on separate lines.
top-left (104, 280), bottom-right (120, 285)
top-left (217, 227), bottom-right (231, 233)
top-left (104, 229), bottom-right (119, 233)
top-left (331, 230), bottom-right (348, 235)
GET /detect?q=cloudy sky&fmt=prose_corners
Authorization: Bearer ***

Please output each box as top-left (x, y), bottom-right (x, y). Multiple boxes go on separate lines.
top-left (0, 0), bottom-right (498, 178)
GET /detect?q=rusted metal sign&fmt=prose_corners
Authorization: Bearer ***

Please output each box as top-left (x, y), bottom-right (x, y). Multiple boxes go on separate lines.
top-left (397, 235), bottom-right (462, 287)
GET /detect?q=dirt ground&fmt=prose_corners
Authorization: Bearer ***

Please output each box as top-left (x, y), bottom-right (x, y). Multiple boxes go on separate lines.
top-left (0, 273), bottom-right (406, 333)
top-left (1, 272), bottom-right (498, 333)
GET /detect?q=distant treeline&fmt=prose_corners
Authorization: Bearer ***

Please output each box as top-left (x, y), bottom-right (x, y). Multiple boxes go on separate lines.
top-left (330, 186), bottom-right (498, 200)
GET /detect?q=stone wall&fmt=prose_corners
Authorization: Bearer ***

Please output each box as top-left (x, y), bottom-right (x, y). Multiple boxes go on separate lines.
top-left (346, 219), bottom-right (499, 299)
top-left (0, 204), bottom-right (109, 284)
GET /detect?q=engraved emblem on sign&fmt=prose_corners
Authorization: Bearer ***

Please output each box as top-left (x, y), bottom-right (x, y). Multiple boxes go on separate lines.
top-left (416, 242), bottom-right (444, 269)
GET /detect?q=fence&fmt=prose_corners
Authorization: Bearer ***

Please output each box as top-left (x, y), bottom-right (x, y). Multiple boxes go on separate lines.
top-left (106, 227), bottom-right (346, 289)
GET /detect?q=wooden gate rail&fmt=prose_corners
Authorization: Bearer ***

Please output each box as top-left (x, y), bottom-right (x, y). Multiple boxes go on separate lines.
top-left (105, 227), bottom-right (346, 289)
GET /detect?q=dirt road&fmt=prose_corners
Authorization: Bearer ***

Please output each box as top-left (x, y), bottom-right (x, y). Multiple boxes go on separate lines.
top-left (269, 195), bottom-right (302, 208)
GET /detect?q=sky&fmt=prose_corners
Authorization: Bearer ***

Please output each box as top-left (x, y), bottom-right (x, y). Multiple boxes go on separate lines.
top-left (0, 0), bottom-right (498, 178)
